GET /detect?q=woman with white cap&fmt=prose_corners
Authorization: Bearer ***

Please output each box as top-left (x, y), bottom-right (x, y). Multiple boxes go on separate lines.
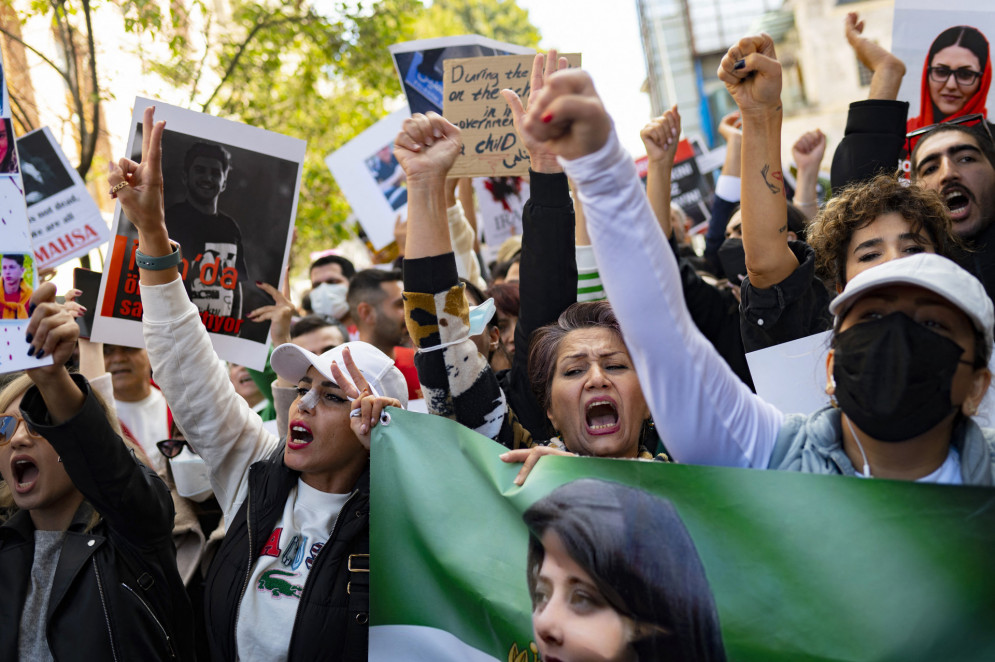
top-left (519, 67), bottom-right (995, 484)
top-left (111, 107), bottom-right (405, 661)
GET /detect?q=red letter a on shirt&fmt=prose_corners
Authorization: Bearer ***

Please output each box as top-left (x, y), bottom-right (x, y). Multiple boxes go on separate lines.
top-left (260, 528), bottom-right (283, 557)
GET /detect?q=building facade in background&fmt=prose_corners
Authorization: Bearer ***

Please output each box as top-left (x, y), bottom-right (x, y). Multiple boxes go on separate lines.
top-left (637, 0), bottom-right (896, 169)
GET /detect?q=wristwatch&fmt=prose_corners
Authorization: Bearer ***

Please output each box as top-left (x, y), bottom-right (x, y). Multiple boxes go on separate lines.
top-left (135, 241), bottom-right (182, 271)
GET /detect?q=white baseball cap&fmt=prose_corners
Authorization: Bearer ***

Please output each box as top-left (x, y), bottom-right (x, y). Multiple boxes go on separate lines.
top-left (271, 340), bottom-right (409, 408)
top-left (829, 253), bottom-right (994, 348)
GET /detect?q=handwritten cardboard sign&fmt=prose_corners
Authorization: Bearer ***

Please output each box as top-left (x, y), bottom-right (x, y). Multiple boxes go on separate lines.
top-left (444, 53), bottom-right (581, 177)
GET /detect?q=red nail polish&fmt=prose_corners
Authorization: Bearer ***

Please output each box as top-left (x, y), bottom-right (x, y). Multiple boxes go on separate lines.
top-left (541, 112), bottom-right (553, 123)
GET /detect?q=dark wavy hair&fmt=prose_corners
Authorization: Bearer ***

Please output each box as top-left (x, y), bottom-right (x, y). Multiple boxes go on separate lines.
top-left (806, 173), bottom-right (959, 289)
top-left (928, 26), bottom-right (989, 71)
top-left (524, 479), bottom-right (727, 662)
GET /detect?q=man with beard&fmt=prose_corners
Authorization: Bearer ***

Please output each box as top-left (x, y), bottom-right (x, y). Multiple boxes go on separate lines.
top-left (347, 269), bottom-right (420, 400)
top-left (911, 122), bottom-right (995, 301)
top-left (167, 142), bottom-right (252, 325)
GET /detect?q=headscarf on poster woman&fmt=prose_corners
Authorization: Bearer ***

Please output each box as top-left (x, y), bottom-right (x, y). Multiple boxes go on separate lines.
top-left (907, 26), bottom-right (992, 133)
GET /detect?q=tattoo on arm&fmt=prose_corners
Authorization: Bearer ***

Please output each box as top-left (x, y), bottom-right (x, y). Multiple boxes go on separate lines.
top-left (761, 163), bottom-right (782, 195)
top-left (777, 223), bottom-right (787, 234)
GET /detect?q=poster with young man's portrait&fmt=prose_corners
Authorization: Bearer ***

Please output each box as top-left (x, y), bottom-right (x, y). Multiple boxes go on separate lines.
top-left (894, 1), bottom-right (995, 131)
top-left (93, 98), bottom-right (305, 370)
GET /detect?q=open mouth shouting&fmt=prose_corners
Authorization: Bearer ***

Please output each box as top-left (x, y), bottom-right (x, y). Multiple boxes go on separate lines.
top-left (943, 184), bottom-right (974, 223)
top-left (287, 420), bottom-right (314, 450)
top-left (11, 455), bottom-right (40, 494)
top-left (585, 397), bottom-right (620, 435)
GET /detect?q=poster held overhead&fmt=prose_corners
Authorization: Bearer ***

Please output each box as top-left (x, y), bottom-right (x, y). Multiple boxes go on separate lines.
top-left (19, 127), bottom-right (111, 269)
top-left (325, 109), bottom-right (410, 251)
top-left (443, 53), bottom-right (581, 178)
top-left (92, 97), bottom-right (305, 371)
top-left (389, 35), bottom-right (534, 117)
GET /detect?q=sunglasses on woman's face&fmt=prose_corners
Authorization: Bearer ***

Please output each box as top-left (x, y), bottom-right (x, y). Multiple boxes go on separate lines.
top-left (155, 438), bottom-right (199, 459)
top-left (0, 413), bottom-right (42, 445)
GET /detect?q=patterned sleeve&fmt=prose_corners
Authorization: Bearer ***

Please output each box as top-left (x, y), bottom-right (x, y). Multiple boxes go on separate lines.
top-left (404, 254), bottom-right (533, 450)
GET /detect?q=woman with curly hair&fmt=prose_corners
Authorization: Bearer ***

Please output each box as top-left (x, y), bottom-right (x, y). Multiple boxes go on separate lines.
top-left (806, 172), bottom-right (960, 291)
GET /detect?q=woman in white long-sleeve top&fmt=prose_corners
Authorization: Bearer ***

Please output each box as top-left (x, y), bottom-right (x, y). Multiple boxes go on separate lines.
top-left (517, 66), bottom-right (995, 485)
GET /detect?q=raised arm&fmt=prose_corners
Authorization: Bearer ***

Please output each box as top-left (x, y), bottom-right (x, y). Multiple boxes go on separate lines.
top-left (832, 12), bottom-right (909, 190)
top-left (791, 129), bottom-right (826, 220)
top-left (846, 12), bottom-right (906, 101)
top-left (521, 68), bottom-right (784, 468)
top-left (641, 106), bottom-right (682, 238)
top-left (501, 50), bottom-right (582, 439)
top-left (21, 284), bottom-right (172, 544)
top-left (110, 107), bottom-right (279, 520)
top-left (397, 113), bottom-right (527, 448)
top-left (718, 35), bottom-right (796, 290)
top-left (704, 111), bottom-right (743, 276)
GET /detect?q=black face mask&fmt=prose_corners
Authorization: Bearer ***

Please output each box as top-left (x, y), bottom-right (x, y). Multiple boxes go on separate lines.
top-left (833, 312), bottom-right (968, 442)
top-left (718, 237), bottom-right (747, 285)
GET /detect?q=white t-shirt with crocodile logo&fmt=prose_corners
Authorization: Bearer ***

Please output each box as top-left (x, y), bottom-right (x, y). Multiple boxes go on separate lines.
top-left (236, 479), bottom-right (351, 661)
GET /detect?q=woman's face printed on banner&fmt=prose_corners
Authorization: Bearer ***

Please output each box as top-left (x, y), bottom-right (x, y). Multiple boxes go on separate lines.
top-left (930, 45), bottom-right (983, 117)
top-left (545, 327), bottom-right (648, 459)
top-left (531, 530), bottom-right (637, 662)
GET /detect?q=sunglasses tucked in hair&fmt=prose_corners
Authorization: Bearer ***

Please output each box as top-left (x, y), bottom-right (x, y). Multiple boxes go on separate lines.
top-left (907, 113), bottom-right (995, 158)
top-left (0, 413), bottom-right (41, 445)
top-left (156, 438), bottom-right (198, 459)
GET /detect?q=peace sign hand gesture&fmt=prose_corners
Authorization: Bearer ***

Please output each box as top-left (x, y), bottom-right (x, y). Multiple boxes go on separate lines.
top-left (109, 106), bottom-right (167, 235)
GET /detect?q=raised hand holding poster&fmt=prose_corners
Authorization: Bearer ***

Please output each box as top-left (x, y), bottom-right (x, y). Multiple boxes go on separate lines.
top-left (93, 98), bottom-right (305, 371)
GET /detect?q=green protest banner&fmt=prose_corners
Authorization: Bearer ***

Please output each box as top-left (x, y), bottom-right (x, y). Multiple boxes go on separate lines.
top-left (370, 407), bottom-right (995, 661)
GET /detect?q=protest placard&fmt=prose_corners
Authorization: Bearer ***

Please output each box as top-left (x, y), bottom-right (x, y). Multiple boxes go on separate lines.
top-left (389, 36), bottom-right (533, 117)
top-left (636, 136), bottom-right (714, 227)
top-left (894, 0), bottom-right (995, 130)
top-left (92, 98), bottom-right (305, 371)
top-left (371, 408), bottom-right (995, 661)
top-left (325, 109), bottom-right (409, 251)
top-left (444, 53), bottom-right (582, 178)
top-left (0, 57), bottom-right (52, 373)
top-left (747, 330), bottom-right (995, 427)
top-left (19, 127), bottom-right (110, 270)
top-left (472, 176), bottom-right (529, 266)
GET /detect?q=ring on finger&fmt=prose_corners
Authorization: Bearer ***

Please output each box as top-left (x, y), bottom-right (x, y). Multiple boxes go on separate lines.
top-left (110, 181), bottom-right (129, 195)
top-left (350, 409), bottom-right (362, 418)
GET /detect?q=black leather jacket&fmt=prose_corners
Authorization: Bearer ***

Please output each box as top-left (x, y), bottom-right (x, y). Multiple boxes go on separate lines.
top-left (0, 375), bottom-right (195, 661)
top-left (202, 443), bottom-right (371, 661)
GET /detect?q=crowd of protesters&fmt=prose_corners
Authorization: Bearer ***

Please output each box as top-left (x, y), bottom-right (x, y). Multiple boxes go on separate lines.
top-left (2, 9), bottom-right (995, 661)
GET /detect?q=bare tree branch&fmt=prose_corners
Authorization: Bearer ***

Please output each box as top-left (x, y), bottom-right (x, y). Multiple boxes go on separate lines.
top-left (200, 10), bottom-right (313, 112)
top-left (0, 26), bottom-right (72, 86)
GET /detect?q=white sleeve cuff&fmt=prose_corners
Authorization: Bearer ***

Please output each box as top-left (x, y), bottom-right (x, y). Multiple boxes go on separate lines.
top-left (715, 174), bottom-right (742, 202)
top-left (139, 275), bottom-right (197, 323)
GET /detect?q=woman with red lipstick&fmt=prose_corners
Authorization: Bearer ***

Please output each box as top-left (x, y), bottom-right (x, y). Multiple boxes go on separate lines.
top-left (0, 284), bottom-right (195, 660)
top-left (113, 106), bottom-right (406, 661)
top-left (524, 479), bottom-right (727, 662)
top-left (907, 26), bottom-right (992, 133)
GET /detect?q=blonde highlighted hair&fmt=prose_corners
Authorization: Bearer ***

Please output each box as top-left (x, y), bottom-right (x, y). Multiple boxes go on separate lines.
top-left (0, 372), bottom-right (142, 531)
